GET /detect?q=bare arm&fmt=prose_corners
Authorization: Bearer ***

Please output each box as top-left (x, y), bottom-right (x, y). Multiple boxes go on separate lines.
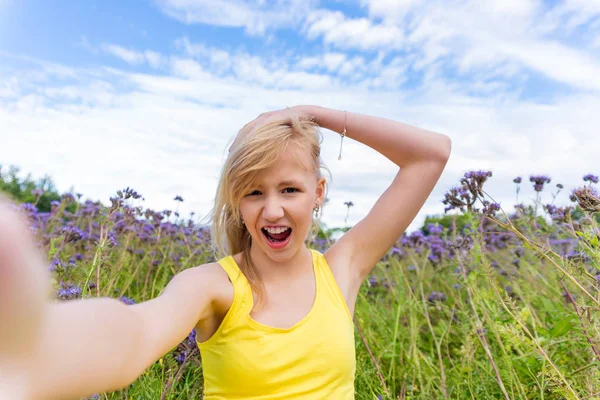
top-left (308, 105), bottom-right (451, 288)
top-left (0, 195), bottom-right (224, 400)
top-left (25, 265), bottom-right (222, 400)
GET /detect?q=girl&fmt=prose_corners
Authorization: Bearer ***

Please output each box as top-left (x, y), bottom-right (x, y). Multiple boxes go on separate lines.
top-left (0, 105), bottom-right (451, 399)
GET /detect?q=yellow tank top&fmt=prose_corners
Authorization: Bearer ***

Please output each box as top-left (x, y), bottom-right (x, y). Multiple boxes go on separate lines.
top-left (196, 248), bottom-right (356, 399)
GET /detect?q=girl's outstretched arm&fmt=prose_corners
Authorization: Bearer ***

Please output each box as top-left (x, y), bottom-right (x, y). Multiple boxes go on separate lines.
top-left (29, 265), bottom-right (221, 400)
top-left (0, 198), bottom-right (222, 400)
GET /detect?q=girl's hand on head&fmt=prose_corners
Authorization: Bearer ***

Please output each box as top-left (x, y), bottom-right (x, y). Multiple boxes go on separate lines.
top-left (229, 105), bottom-right (316, 153)
top-left (0, 195), bottom-right (50, 395)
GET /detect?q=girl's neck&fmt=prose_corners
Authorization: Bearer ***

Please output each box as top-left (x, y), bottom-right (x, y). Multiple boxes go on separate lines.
top-left (247, 245), bottom-right (312, 284)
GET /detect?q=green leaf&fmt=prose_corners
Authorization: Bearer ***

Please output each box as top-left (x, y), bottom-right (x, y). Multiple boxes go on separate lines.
top-left (590, 234), bottom-right (599, 248)
top-left (549, 319), bottom-right (573, 338)
top-left (540, 298), bottom-right (556, 312)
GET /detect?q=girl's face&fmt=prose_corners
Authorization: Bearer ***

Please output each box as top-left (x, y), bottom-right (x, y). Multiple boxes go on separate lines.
top-left (239, 146), bottom-right (325, 259)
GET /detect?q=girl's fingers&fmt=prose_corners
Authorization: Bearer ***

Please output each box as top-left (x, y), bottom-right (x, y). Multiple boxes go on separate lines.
top-left (229, 108), bottom-right (304, 153)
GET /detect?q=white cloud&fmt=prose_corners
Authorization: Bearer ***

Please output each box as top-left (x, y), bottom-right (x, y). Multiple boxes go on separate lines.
top-left (2, 51), bottom-right (599, 233)
top-left (303, 10), bottom-right (405, 51)
top-left (101, 44), bottom-right (164, 68)
top-left (323, 53), bottom-right (347, 73)
top-left (102, 44), bottom-right (146, 65)
top-left (169, 57), bottom-right (212, 80)
top-left (155, 0), bottom-right (318, 35)
top-left (144, 50), bottom-right (163, 68)
top-left (174, 37), bottom-right (233, 72)
top-left (298, 1), bottom-right (600, 96)
top-left (360, 0), bottom-right (423, 21)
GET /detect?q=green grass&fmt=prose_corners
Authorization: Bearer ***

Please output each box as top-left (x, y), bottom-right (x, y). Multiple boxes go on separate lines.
top-left (28, 196), bottom-right (600, 400)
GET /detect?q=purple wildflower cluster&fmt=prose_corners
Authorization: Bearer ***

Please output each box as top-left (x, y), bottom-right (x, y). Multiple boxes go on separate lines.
top-left (583, 174), bottom-right (599, 184)
top-left (570, 186), bottom-right (600, 212)
top-left (442, 170), bottom-right (499, 216)
top-left (371, 169), bottom-right (597, 308)
top-left (543, 204), bottom-right (573, 223)
top-left (8, 166), bottom-right (599, 393)
top-left (427, 291), bottom-right (446, 303)
top-left (173, 328), bottom-right (198, 365)
top-left (530, 175), bottom-right (551, 192)
top-left (58, 284), bottom-right (83, 300)
top-left (14, 187), bottom-right (216, 305)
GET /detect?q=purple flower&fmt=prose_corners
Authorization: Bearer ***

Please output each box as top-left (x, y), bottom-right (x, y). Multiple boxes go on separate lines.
top-left (58, 284), bottom-right (82, 300)
top-left (529, 175), bottom-right (551, 192)
top-left (390, 247), bottom-right (404, 257)
top-left (61, 193), bottom-right (76, 203)
top-left (175, 351), bottom-right (187, 364)
top-left (543, 204), bottom-right (572, 223)
top-left (513, 247), bottom-right (525, 258)
top-left (427, 291), bottom-right (446, 303)
top-left (108, 232), bottom-right (118, 247)
top-left (61, 226), bottom-right (86, 243)
top-left (426, 223), bottom-right (444, 235)
top-left (513, 177), bottom-right (522, 184)
top-left (482, 201), bottom-right (500, 216)
top-left (119, 296), bottom-right (136, 305)
top-left (442, 170), bottom-right (492, 214)
top-left (117, 187), bottom-right (142, 200)
top-left (570, 186), bottom-right (600, 212)
top-left (583, 174), bottom-right (599, 184)
top-left (565, 251), bottom-right (590, 263)
top-left (174, 195), bottom-right (184, 202)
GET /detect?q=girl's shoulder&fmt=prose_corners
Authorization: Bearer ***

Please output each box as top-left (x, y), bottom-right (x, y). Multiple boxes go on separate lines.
top-left (197, 261), bottom-right (235, 310)
top-left (188, 261), bottom-right (235, 342)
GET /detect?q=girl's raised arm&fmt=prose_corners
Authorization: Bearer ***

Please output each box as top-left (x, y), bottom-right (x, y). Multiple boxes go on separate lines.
top-left (0, 199), bottom-right (222, 400)
top-left (305, 105), bottom-right (452, 290)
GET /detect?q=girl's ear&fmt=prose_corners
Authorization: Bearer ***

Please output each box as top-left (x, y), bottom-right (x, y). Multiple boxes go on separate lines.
top-left (315, 176), bottom-right (326, 204)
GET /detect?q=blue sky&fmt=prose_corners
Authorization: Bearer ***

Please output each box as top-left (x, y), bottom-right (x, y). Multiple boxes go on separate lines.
top-left (1, 0), bottom-right (599, 232)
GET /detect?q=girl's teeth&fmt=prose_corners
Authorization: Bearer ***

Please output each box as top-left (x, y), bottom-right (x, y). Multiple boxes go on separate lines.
top-left (264, 227), bottom-right (289, 234)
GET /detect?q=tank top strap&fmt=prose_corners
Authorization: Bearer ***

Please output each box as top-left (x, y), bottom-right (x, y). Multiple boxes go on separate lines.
top-left (216, 255), bottom-right (254, 323)
top-left (310, 249), bottom-right (353, 322)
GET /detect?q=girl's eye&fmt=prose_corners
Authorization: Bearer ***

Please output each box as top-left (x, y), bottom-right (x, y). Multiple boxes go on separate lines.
top-left (246, 188), bottom-right (297, 196)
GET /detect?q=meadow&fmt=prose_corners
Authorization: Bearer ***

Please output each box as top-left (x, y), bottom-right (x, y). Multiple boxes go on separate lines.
top-left (7, 169), bottom-right (600, 400)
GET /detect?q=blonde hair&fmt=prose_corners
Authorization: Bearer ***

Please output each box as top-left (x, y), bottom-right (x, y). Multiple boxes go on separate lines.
top-left (208, 114), bottom-right (330, 303)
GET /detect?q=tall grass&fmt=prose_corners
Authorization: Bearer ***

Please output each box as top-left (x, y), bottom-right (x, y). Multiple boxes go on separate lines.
top-left (14, 175), bottom-right (600, 399)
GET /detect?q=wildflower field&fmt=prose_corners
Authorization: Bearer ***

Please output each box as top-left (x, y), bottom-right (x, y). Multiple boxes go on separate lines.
top-left (4, 167), bottom-right (600, 400)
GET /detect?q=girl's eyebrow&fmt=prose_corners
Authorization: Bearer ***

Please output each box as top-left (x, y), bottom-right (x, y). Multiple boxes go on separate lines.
top-left (279, 180), bottom-right (303, 187)
top-left (254, 180), bottom-right (304, 188)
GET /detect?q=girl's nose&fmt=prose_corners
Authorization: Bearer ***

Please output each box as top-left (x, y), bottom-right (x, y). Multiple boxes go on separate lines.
top-left (262, 197), bottom-right (284, 221)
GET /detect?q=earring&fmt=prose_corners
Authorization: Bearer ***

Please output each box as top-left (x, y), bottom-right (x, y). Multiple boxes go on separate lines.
top-left (240, 216), bottom-right (245, 225)
top-left (313, 204), bottom-right (320, 218)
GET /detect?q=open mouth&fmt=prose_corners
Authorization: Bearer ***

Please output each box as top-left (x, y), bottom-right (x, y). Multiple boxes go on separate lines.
top-left (261, 227), bottom-right (292, 243)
